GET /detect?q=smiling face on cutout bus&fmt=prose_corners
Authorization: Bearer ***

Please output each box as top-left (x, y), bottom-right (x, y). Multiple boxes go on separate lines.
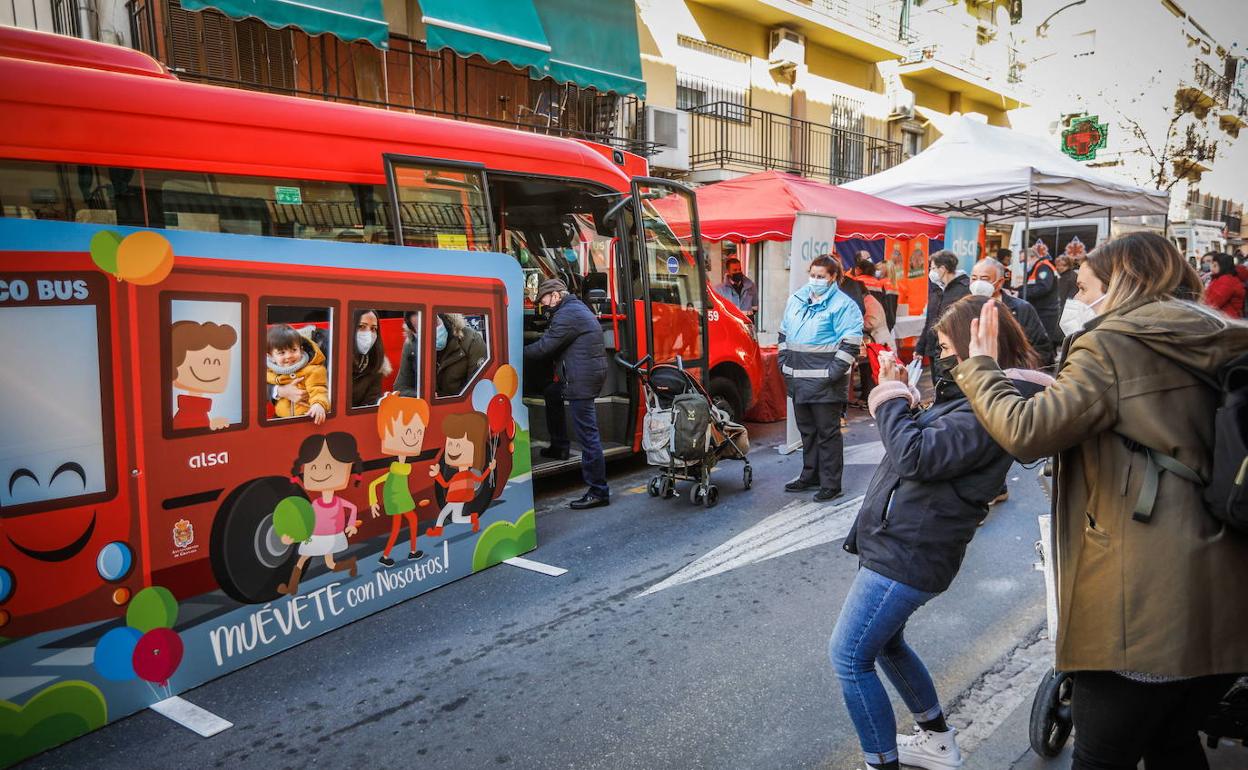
top-left (0, 218), bottom-right (536, 766)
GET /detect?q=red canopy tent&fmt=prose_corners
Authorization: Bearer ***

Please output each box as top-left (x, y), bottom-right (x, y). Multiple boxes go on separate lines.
top-left (691, 170), bottom-right (946, 242)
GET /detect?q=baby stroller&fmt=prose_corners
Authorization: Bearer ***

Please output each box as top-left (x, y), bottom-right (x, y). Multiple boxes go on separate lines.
top-left (620, 355), bottom-right (752, 508)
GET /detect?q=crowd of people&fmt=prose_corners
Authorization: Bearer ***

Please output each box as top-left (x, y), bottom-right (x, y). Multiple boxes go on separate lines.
top-left (734, 233), bottom-right (1248, 769)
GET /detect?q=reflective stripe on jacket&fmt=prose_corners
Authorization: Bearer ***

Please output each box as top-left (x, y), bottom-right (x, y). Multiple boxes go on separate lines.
top-left (777, 283), bottom-right (863, 403)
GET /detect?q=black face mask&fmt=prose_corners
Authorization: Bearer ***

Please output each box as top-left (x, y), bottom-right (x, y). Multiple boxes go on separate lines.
top-left (729, 273), bottom-right (744, 286)
top-left (932, 354), bottom-right (963, 402)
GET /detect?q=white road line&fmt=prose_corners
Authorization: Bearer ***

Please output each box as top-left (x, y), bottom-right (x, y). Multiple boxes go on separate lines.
top-left (843, 440), bottom-right (885, 466)
top-left (503, 557), bottom-right (568, 576)
top-left (637, 495), bottom-right (864, 598)
top-left (947, 632), bottom-right (1053, 755)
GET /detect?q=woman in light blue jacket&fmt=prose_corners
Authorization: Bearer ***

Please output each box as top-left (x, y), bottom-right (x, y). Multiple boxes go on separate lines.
top-left (779, 255), bottom-right (863, 501)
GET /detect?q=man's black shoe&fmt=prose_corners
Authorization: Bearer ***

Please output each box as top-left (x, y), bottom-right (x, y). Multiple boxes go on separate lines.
top-left (785, 480), bottom-right (817, 492)
top-left (570, 493), bottom-right (609, 510)
top-left (814, 488), bottom-right (844, 502)
top-left (540, 446), bottom-right (571, 460)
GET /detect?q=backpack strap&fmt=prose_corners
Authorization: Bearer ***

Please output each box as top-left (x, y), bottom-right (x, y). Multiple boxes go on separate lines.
top-left (1123, 436), bottom-right (1206, 523)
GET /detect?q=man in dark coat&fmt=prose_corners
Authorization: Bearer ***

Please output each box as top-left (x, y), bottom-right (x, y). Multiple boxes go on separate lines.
top-left (1023, 247), bottom-right (1062, 343)
top-left (524, 279), bottom-right (610, 509)
top-left (970, 257), bottom-right (1054, 366)
top-left (917, 250), bottom-right (970, 371)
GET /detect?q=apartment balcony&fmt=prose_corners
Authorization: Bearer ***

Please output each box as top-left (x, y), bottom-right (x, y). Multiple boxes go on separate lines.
top-left (897, 41), bottom-right (1028, 110)
top-left (686, 101), bottom-right (902, 185)
top-left (127, 0), bottom-right (654, 155)
top-left (1176, 60), bottom-right (1226, 118)
top-left (691, 0), bottom-right (910, 62)
top-left (1218, 89), bottom-right (1247, 137)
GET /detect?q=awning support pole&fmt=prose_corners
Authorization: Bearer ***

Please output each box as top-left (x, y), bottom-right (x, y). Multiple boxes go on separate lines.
top-left (1021, 182), bottom-right (1032, 301)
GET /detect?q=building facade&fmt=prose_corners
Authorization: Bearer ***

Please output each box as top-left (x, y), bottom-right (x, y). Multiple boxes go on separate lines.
top-left (1012, 0), bottom-right (1247, 248)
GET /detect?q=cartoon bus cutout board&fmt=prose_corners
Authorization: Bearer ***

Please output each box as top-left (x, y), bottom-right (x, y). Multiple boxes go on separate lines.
top-left (0, 218), bottom-right (535, 766)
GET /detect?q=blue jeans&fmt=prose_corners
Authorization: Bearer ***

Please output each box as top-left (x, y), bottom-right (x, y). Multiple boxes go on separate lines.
top-left (829, 567), bottom-right (942, 767)
top-left (568, 398), bottom-right (609, 499)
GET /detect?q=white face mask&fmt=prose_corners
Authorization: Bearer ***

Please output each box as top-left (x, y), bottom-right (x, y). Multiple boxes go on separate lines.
top-left (928, 268), bottom-right (943, 285)
top-left (969, 279), bottom-right (996, 298)
top-left (1059, 294), bottom-right (1106, 336)
top-left (807, 277), bottom-right (831, 296)
top-left (355, 330), bottom-right (377, 355)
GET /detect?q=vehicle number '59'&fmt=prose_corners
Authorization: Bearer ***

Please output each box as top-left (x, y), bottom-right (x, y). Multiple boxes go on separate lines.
top-left (706, 309), bottom-right (720, 322)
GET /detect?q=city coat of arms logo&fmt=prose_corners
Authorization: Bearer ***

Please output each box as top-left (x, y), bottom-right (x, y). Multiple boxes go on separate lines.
top-left (172, 518), bottom-right (194, 548)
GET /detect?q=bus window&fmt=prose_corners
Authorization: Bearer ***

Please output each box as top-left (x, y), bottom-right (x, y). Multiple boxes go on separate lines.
top-left (262, 304), bottom-right (335, 424)
top-left (637, 184), bottom-right (705, 363)
top-left (0, 284), bottom-right (113, 511)
top-left (434, 311), bottom-right (490, 399)
top-left (387, 159), bottom-right (491, 250)
top-left (166, 298), bottom-right (244, 435)
top-left (0, 160), bottom-right (393, 243)
top-left (0, 160), bottom-right (146, 225)
top-left (351, 307), bottom-right (423, 408)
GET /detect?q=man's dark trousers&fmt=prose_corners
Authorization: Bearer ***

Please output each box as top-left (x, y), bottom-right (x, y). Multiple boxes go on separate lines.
top-left (569, 398), bottom-right (609, 499)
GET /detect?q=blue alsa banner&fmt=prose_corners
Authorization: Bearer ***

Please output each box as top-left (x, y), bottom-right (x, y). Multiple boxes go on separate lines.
top-left (944, 216), bottom-right (983, 275)
top-left (0, 219), bottom-right (536, 766)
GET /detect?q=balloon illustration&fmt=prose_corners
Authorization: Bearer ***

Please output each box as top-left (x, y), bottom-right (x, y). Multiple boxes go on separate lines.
top-left (126, 586), bottom-right (178, 633)
top-left (94, 626), bottom-right (142, 681)
top-left (487, 393), bottom-right (512, 434)
top-left (492, 364), bottom-right (518, 400)
top-left (471, 378), bottom-right (497, 414)
top-left (132, 627), bottom-right (184, 686)
top-left (272, 496), bottom-right (315, 542)
top-left (115, 231), bottom-right (174, 285)
top-left (89, 230), bottom-right (122, 275)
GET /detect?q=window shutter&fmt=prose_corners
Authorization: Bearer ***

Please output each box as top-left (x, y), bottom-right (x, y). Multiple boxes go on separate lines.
top-left (198, 7), bottom-right (239, 81)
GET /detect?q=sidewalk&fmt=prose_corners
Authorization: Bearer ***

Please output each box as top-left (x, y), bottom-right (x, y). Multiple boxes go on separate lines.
top-left (963, 682), bottom-right (1248, 770)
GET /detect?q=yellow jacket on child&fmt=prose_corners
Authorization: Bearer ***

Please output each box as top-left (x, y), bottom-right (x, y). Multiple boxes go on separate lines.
top-left (266, 336), bottom-right (330, 418)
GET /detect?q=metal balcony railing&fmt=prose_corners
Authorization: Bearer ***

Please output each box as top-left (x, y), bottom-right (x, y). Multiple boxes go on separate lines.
top-left (1188, 60), bottom-right (1229, 104)
top-left (800, 0), bottom-right (914, 43)
top-left (127, 1), bottom-right (654, 155)
top-left (687, 101), bottom-right (902, 185)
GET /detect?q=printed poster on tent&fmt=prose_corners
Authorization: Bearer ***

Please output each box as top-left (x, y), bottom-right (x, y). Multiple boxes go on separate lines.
top-left (944, 216), bottom-right (984, 275)
top-left (0, 218), bottom-right (536, 767)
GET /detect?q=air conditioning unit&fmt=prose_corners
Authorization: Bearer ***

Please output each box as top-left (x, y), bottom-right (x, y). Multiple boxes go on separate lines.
top-left (888, 88), bottom-right (916, 120)
top-left (645, 106), bottom-right (690, 172)
top-left (768, 27), bottom-right (805, 70)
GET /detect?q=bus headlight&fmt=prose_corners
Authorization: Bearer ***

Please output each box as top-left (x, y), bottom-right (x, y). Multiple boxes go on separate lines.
top-left (96, 542), bottom-right (133, 582)
top-left (0, 566), bottom-right (11, 603)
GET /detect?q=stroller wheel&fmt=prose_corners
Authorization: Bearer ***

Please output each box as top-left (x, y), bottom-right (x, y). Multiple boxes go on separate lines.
top-left (647, 477), bottom-right (662, 497)
top-left (704, 485), bottom-right (719, 508)
top-left (689, 484), bottom-right (704, 505)
top-left (1029, 668), bottom-right (1074, 758)
top-left (660, 476), bottom-right (677, 498)
top-left (743, 465), bottom-right (753, 490)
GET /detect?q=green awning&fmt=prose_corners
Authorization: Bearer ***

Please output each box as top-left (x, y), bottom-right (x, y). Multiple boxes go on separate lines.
top-left (531, 0), bottom-right (646, 98)
top-left (183, 0), bottom-right (390, 49)
top-left (417, 0), bottom-right (551, 73)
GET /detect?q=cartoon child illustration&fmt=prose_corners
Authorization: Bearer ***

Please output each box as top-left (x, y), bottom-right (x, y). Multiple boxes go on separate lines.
top-left (170, 320), bottom-right (237, 431)
top-left (278, 432), bottom-right (362, 595)
top-left (426, 411), bottom-right (495, 537)
top-left (369, 393), bottom-right (428, 567)
top-left (266, 324), bottom-right (329, 425)
top-left (908, 244), bottom-right (927, 278)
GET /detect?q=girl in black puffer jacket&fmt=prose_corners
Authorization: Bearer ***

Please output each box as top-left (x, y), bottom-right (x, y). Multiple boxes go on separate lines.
top-left (831, 296), bottom-right (1051, 770)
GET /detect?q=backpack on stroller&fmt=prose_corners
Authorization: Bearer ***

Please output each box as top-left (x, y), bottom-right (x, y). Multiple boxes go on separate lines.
top-left (626, 355), bottom-right (751, 508)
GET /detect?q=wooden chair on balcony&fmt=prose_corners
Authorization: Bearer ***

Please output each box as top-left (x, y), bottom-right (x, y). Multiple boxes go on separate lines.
top-left (518, 87), bottom-right (569, 131)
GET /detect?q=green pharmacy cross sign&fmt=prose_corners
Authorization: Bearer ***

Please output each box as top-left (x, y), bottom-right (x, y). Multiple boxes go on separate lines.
top-left (1062, 115), bottom-right (1108, 161)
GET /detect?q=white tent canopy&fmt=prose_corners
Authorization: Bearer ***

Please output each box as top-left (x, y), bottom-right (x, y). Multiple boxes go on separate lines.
top-left (843, 116), bottom-right (1170, 223)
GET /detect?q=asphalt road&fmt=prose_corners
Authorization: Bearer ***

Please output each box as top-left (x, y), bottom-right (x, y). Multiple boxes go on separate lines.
top-left (30, 412), bottom-right (1053, 770)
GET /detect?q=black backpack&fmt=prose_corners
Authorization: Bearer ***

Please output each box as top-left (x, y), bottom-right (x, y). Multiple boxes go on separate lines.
top-left (670, 393), bottom-right (711, 462)
top-left (1126, 352), bottom-right (1248, 533)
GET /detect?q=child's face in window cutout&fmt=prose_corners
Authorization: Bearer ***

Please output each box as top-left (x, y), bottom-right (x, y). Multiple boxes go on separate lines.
top-left (270, 344), bottom-right (303, 369)
top-left (302, 444), bottom-right (351, 493)
top-left (444, 432), bottom-right (476, 470)
top-left (382, 413), bottom-right (426, 457)
top-left (173, 345), bottom-right (232, 394)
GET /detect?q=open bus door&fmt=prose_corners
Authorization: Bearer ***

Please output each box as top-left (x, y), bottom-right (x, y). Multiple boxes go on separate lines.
top-left (630, 179), bottom-right (710, 377)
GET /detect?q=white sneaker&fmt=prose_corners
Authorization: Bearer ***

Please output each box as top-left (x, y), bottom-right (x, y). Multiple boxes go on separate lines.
top-left (896, 725), bottom-right (963, 769)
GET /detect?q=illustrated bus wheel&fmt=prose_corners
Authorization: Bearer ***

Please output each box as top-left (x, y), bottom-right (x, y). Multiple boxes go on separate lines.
top-left (648, 477), bottom-right (662, 497)
top-left (210, 476), bottom-right (303, 604)
top-left (743, 465), bottom-right (753, 490)
top-left (708, 377), bottom-right (744, 423)
top-left (704, 485), bottom-right (720, 508)
top-left (689, 484), bottom-right (704, 505)
top-left (1029, 669), bottom-right (1074, 758)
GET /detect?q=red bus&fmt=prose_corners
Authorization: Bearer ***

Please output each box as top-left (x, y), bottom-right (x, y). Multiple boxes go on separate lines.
top-left (0, 27), bottom-right (763, 455)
